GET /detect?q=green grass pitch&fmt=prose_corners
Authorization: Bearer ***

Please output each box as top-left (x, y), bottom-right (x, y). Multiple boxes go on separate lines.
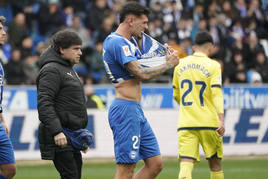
top-left (14, 157), bottom-right (268, 179)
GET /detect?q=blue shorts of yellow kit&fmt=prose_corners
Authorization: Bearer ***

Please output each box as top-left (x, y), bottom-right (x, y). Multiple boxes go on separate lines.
top-left (178, 129), bottom-right (223, 162)
top-left (0, 123), bottom-right (16, 164)
top-left (108, 99), bottom-right (160, 164)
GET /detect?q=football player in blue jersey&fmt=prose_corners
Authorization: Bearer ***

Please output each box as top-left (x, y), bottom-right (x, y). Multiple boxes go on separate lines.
top-left (102, 2), bottom-right (179, 179)
top-left (0, 16), bottom-right (16, 179)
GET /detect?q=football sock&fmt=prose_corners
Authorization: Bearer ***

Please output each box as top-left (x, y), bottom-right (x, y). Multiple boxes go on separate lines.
top-left (210, 170), bottom-right (224, 179)
top-left (178, 162), bottom-right (194, 179)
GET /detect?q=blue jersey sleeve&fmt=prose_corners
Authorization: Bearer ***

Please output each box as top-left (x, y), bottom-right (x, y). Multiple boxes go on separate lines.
top-left (103, 33), bottom-right (140, 83)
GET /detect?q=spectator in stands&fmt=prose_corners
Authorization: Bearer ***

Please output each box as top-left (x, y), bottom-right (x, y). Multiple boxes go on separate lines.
top-left (7, 12), bottom-right (27, 49)
top-left (23, 55), bottom-right (39, 84)
top-left (227, 50), bottom-right (247, 83)
top-left (84, 77), bottom-right (105, 109)
top-left (149, 1), bottom-right (164, 21)
top-left (95, 16), bottom-right (115, 45)
top-left (61, 0), bottom-right (89, 20)
top-left (208, 16), bottom-right (221, 45)
top-left (86, 41), bottom-right (106, 84)
top-left (234, 0), bottom-right (248, 18)
top-left (149, 17), bottom-right (165, 43)
top-left (36, 41), bottom-right (49, 57)
top-left (231, 33), bottom-right (251, 66)
top-left (62, 5), bottom-right (74, 27)
top-left (179, 37), bottom-right (193, 55)
top-left (231, 20), bottom-right (245, 38)
top-left (254, 51), bottom-right (268, 83)
top-left (67, 15), bottom-right (91, 49)
top-left (247, 0), bottom-right (265, 24)
top-left (222, 0), bottom-right (239, 26)
top-left (4, 49), bottom-right (26, 85)
top-left (192, 3), bottom-right (204, 22)
top-left (162, 1), bottom-right (173, 26)
top-left (10, 0), bottom-right (38, 33)
top-left (191, 18), bottom-right (207, 43)
top-left (206, 1), bottom-right (220, 19)
top-left (110, 0), bottom-right (122, 25)
top-left (247, 32), bottom-right (265, 66)
top-left (85, 0), bottom-right (111, 32)
top-left (20, 36), bottom-right (33, 60)
top-left (175, 18), bottom-right (192, 42)
top-left (37, 0), bottom-right (64, 37)
top-left (247, 70), bottom-right (263, 84)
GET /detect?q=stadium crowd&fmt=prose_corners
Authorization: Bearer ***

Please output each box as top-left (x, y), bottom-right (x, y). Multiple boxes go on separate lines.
top-left (0, 0), bottom-right (267, 85)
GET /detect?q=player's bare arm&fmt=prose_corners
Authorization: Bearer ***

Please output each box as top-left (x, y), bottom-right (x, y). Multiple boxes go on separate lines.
top-left (126, 49), bottom-right (179, 80)
top-left (217, 113), bottom-right (225, 136)
top-left (0, 113), bottom-right (9, 135)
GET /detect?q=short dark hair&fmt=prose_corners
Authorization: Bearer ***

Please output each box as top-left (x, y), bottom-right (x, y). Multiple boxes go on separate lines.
top-left (119, 1), bottom-right (150, 23)
top-left (194, 31), bottom-right (213, 45)
top-left (0, 16), bottom-right (5, 25)
top-left (51, 30), bottom-right (82, 53)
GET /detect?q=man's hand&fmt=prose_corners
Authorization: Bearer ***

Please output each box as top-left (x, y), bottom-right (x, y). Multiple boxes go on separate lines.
top-left (54, 132), bottom-right (67, 147)
top-left (165, 44), bottom-right (179, 68)
top-left (82, 147), bottom-right (89, 154)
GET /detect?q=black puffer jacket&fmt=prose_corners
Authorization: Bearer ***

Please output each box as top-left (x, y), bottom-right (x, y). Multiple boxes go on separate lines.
top-left (36, 47), bottom-right (88, 160)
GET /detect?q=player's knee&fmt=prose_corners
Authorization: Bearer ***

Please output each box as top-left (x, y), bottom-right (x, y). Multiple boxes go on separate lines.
top-left (154, 161), bottom-right (163, 174)
top-left (209, 162), bottom-right (221, 172)
top-left (2, 165), bottom-right (16, 179)
top-left (210, 165), bottom-right (222, 172)
top-left (209, 158), bottom-right (222, 172)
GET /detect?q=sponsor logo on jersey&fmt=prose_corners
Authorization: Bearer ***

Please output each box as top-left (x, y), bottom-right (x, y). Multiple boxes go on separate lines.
top-left (122, 45), bottom-right (131, 56)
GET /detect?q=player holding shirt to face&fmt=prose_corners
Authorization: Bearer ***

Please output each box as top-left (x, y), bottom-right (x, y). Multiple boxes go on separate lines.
top-left (102, 2), bottom-right (179, 179)
top-left (173, 31), bottom-right (225, 179)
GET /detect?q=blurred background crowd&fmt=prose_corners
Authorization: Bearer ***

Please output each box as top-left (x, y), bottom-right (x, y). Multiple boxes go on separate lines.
top-left (0, 0), bottom-right (267, 86)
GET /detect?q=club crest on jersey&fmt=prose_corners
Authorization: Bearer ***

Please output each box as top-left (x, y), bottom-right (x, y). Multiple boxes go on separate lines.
top-left (129, 150), bottom-right (138, 160)
top-left (122, 45), bottom-right (131, 56)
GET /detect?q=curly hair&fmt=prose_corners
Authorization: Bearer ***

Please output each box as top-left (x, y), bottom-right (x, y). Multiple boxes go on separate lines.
top-left (119, 1), bottom-right (150, 23)
top-left (51, 30), bottom-right (82, 54)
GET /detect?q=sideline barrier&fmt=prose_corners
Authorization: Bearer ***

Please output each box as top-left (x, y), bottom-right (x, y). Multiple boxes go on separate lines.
top-left (3, 85), bottom-right (268, 110)
top-left (4, 108), bottom-right (268, 160)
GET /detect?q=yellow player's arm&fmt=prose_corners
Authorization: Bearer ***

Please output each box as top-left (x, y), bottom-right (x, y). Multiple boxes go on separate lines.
top-left (211, 85), bottom-right (224, 114)
top-left (210, 62), bottom-right (224, 114)
top-left (212, 85), bottom-right (225, 136)
top-left (172, 66), bottom-right (180, 104)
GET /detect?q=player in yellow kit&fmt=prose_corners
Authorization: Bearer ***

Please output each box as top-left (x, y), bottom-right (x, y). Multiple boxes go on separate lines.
top-left (173, 31), bottom-right (225, 179)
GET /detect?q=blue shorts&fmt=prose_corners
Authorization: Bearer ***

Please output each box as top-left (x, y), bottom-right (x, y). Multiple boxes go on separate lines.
top-left (108, 99), bottom-right (160, 163)
top-left (0, 123), bottom-right (15, 164)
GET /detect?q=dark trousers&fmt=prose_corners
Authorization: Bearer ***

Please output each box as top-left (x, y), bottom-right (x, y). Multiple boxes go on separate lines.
top-left (53, 151), bottom-right (82, 179)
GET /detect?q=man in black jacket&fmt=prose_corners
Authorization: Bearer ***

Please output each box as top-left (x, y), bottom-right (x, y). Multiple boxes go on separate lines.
top-left (37, 30), bottom-right (88, 179)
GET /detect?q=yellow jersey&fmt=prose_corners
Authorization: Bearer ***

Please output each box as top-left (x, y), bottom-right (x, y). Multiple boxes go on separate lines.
top-left (173, 52), bottom-right (224, 129)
